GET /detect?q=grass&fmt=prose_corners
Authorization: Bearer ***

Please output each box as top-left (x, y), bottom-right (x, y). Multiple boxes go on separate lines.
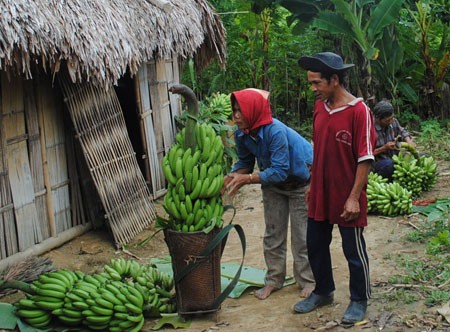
top-left (381, 201), bottom-right (450, 307)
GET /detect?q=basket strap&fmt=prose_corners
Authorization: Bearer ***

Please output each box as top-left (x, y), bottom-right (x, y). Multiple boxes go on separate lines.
top-left (174, 224), bottom-right (246, 309)
top-left (220, 205), bottom-right (236, 256)
top-left (212, 224), bottom-right (246, 309)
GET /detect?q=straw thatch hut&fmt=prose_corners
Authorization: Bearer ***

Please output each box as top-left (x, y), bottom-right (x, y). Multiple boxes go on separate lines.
top-left (0, 0), bottom-right (226, 268)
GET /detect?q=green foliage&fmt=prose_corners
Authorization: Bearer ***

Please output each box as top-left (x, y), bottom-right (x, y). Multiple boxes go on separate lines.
top-left (416, 120), bottom-right (450, 161)
top-left (382, 288), bottom-right (420, 304)
top-left (175, 93), bottom-right (237, 173)
top-left (381, 200), bottom-right (450, 305)
top-left (182, 2), bottom-right (323, 127)
top-left (384, 254), bottom-right (450, 305)
top-left (427, 230), bottom-right (450, 255)
top-left (190, 0), bottom-right (448, 133)
top-left (425, 289), bottom-right (450, 306)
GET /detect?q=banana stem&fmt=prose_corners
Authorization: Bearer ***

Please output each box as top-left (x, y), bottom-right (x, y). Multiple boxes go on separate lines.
top-left (0, 279), bottom-right (35, 294)
top-left (220, 273), bottom-right (263, 286)
top-left (169, 84), bottom-right (198, 151)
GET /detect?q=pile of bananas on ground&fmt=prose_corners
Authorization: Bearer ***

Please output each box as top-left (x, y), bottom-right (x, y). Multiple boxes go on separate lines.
top-left (392, 142), bottom-right (437, 197)
top-left (367, 172), bottom-right (413, 216)
top-left (161, 122), bottom-right (225, 232)
top-left (14, 258), bottom-right (175, 331)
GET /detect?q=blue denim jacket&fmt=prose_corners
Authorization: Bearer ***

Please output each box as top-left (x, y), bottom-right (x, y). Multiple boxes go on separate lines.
top-left (231, 119), bottom-right (312, 185)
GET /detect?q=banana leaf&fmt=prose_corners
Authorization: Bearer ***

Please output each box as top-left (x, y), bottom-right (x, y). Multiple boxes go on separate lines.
top-left (0, 303), bottom-right (17, 329)
top-left (150, 258), bottom-right (295, 299)
top-left (367, 0), bottom-right (405, 41)
top-left (412, 197), bottom-right (450, 222)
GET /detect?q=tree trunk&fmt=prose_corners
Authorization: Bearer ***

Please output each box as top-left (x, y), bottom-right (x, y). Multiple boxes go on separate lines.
top-left (261, 9), bottom-right (271, 91)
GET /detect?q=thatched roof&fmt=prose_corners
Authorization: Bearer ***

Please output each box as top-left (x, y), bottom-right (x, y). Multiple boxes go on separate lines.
top-left (0, 0), bottom-right (226, 86)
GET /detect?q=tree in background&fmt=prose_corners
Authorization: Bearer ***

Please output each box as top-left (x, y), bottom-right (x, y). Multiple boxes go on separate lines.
top-left (403, 0), bottom-right (449, 119)
top-left (184, 0), bottom-right (323, 130)
top-left (183, 0), bottom-right (448, 129)
top-left (281, 0), bottom-right (405, 104)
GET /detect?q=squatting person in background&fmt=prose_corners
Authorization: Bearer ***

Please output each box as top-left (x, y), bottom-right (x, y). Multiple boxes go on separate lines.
top-left (372, 99), bottom-right (417, 181)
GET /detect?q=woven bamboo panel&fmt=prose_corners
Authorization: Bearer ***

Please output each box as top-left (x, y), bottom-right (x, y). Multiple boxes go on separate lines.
top-left (36, 79), bottom-right (72, 234)
top-left (1, 74), bottom-right (38, 252)
top-left (0, 80), bottom-right (17, 258)
top-left (24, 80), bottom-right (49, 241)
top-left (144, 59), bottom-right (178, 198)
top-left (58, 75), bottom-right (156, 247)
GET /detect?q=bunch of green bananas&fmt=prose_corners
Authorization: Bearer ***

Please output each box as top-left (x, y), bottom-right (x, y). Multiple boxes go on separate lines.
top-left (392, 143), bottom-right (437, 197)
top-left (367, 172), bottom-right (413, 216)
top-left (14, 269), bottom-right (83, 328)
top-left (161, 122), bottom-right (225, 232)
top-left (14, 259), bottom-right (176, 331)
top-left (201, 92), bottom-right (232, 121)
top-left (104, 258), bottom-right (176, 317)
top-left (417, 155), bottom-right (437, 191)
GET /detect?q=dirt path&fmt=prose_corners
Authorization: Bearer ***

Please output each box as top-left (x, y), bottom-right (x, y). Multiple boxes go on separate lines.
top-left (4, 162), bottom-right (449, 332)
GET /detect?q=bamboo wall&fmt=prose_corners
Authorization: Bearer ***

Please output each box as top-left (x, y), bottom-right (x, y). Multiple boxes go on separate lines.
top-left (0, 73), bottom-right (86, 260)
top-left (136, 57), bottom-right (181, 199)
top-left (0, 57), bottom-right (182, 261)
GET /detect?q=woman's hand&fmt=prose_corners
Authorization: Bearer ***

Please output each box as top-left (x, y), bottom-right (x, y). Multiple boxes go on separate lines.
top-left (222, 173), bottom-right (249, 196)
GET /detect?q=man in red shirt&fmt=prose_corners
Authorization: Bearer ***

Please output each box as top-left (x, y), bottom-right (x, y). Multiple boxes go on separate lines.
top-left (294, 52), bottom-right (376, 325)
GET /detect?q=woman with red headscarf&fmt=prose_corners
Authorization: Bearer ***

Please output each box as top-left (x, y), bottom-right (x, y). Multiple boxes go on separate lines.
top-left (223, 88), bottom-right (315, 301)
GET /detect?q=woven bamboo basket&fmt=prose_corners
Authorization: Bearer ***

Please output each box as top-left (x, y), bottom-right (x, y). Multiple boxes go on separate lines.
top-left (164, 228), bottom-right (222, 315)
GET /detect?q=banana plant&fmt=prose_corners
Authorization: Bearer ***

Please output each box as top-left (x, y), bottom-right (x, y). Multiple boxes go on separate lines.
top-left (373, 26), bottom-right (419, 105)
top-left (278, 0), bottom-right (405, 100)
top-left (310, 0), bottom-right (405, 100)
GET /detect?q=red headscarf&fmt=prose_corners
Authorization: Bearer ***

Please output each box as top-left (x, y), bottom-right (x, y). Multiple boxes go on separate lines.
top-left (231, 88), bottom-right (273, 134)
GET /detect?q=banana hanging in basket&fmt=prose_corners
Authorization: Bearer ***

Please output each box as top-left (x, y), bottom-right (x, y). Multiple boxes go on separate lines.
top-left (160, 85), bottom-right (226, 232)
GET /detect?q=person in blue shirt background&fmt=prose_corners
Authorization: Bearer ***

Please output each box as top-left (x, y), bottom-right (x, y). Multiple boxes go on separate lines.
top-left (222, 88), bottom-right (315, 302)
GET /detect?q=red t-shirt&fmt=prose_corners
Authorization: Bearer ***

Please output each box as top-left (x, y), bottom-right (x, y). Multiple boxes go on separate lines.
top-left (308, 98), bottom-right (376, 227)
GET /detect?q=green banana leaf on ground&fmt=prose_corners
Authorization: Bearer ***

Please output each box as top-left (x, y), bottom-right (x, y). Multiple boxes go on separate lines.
top-left (0, 303), bottom-right (78, 332)
top-left (412, 197), bottom-right (450, 222)
top-left (150, 257), bottom-right (295, 299)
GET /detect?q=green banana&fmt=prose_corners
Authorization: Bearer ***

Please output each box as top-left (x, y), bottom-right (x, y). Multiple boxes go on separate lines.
top-left (16, 298), bottom-right (38, 309)
top-left (84, 314), bottom-right (112, 324)
top-left (16, 308), bottom-right (48, 319)
top-left (90, 305), bottom-right (114, 316)
top-left (125, 302), bottom-right (143, 315)
top-left (35, 300), bottom-right (64, 310)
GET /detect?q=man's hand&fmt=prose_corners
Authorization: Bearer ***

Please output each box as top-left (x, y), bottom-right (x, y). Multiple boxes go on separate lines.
top-left (340, 197), bottom-right (360, 222)
top-left (384, 141), bottom-right (397, 151)
top-left (305, 186), bottom-right (311, 203)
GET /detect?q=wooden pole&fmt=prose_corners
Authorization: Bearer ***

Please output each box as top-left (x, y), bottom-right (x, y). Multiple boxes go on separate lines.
top-left (0, 223), bottom-right (91, 272)
top-left (36, 79), bottom-right (57, 237)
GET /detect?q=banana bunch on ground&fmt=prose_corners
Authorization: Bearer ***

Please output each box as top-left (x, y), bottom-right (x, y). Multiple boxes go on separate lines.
top-left (14, 269), bottom-right (84, 328)
top-left (367, 172), bottom-right (413, 216)
top-left (392, 143), bottom-right (438, 197)
top-left (104, 258), bottom-right (176, 316)
top-left (417, 155), bottom-right (437, 191)
top-left (162, 122), bottom-right (225, 232)
top-left (14, 259), bottom-right (176, 331)
top-left (392, 152), bottom-right (424, 197)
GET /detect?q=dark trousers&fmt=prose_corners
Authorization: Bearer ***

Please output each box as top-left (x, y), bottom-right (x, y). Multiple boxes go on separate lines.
top-left (307, 218), bottom-right (371, 301)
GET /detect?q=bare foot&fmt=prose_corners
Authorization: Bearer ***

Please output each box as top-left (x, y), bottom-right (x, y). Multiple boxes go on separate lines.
top-left (254, 285), bottom-right (279, 300)
top-left (300, 286), bottom-right (314, 298)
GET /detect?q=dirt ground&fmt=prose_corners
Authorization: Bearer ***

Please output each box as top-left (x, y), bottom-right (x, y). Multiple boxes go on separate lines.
top-left (3, 161), bottom-right (450, 332)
